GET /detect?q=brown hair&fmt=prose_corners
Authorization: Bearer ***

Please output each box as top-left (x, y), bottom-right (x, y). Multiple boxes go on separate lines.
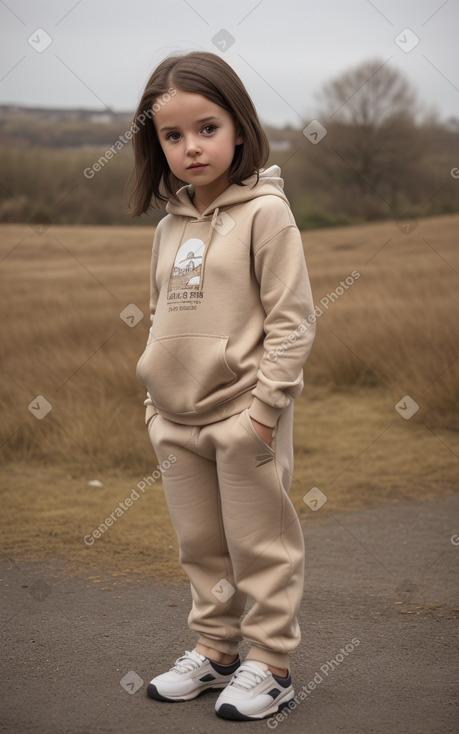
top-left (128, 51), bottom-right (270, 215)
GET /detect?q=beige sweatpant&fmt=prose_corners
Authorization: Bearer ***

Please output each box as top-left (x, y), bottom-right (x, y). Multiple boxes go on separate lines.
top-left (148, 403), bottom-right (305, 669)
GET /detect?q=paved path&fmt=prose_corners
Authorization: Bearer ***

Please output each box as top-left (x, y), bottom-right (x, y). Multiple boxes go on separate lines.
top-left (1, 496), bottom-right (458, 733)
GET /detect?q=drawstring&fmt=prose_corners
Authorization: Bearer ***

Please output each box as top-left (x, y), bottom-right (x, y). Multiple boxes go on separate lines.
top-left (199, 207), bottom-right (219, 291)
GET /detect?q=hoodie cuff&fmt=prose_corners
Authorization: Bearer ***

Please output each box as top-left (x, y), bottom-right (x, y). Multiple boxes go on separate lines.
top-left (248, 397), bottom-right (286, 428)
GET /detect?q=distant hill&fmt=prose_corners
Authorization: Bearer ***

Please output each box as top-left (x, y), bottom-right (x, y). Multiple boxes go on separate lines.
top-left (0, 104), bottom-right (295, 149)
top-left (0, 104), bottom-right (130, 122)
top-left (0, 104), bottom-right (134, 148)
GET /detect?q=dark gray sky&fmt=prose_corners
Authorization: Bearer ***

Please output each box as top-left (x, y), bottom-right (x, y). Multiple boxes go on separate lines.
top-left (0, 0), bottom-right (457, 126)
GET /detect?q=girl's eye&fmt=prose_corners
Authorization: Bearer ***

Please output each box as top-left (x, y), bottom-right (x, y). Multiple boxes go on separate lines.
top-left (166, 132), bottom-right (181, 142)
top-left (202, 124), bottom-right (216, 135)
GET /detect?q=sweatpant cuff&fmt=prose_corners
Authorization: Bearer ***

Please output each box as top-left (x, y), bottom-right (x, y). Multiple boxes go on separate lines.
top-left (247, 646), bottom-right (290, 670)
top-left (197, 635), bottom-right (240, 656)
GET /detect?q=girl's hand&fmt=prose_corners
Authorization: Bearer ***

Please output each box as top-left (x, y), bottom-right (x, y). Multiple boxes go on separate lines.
top-left (250, 417), bottom-right (273, 447)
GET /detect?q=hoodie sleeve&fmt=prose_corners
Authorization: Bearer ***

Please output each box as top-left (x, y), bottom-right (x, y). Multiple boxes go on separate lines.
top-left (248, 199), bottom-right (315, 427)
top-left (142, 235), bottom-right (160, 427)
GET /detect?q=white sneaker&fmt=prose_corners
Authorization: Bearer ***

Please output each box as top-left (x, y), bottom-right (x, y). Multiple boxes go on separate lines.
top-left (147, 650), bottom-right (240, 702)
top-left (215, 661), bottom-right (294, 720)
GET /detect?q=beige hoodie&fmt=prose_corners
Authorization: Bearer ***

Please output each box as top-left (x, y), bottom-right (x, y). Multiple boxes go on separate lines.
top-left (136, 165), bottom-right (315, 428)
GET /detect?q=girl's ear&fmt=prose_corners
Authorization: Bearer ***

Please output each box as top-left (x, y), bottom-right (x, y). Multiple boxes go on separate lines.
top-left (235, 127), bottom-right (244, 146)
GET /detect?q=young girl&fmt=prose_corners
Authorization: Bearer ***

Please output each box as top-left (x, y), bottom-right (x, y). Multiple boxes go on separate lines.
top-left (130, 51), bottom-right (315, 722)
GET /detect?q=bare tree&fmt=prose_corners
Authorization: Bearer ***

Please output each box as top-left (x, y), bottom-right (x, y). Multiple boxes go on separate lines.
top-left (310, 59), bottom-right (424, 218)
top-left (318, 58), bottom-right (418, 126)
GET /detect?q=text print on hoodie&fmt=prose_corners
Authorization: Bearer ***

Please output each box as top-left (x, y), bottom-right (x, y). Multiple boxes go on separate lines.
top-left (136, 165), bottom-right (315, 428)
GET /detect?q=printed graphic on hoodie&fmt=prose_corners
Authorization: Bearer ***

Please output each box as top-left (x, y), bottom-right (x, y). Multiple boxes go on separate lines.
top-left (168, 238), bottom-right (205, 292)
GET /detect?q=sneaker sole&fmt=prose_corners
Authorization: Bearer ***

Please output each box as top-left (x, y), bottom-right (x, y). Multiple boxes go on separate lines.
top-left (216, 697), bottom-right (294, 721)
top-left (147, 682), bottom-right (228, 703)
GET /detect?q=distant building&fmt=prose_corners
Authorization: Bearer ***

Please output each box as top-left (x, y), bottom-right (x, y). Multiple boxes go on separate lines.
top-left (269, 140), bottom-right (291, 152)
top-left (90, 113), bottom-right (116, 125)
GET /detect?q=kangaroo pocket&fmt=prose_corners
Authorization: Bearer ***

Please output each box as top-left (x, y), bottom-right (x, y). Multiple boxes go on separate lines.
top-left (136, 333), bottom-right (238, 416)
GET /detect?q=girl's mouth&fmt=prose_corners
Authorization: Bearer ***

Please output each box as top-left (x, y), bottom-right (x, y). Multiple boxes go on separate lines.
top-left (188, 163), bottom-right (208, 170)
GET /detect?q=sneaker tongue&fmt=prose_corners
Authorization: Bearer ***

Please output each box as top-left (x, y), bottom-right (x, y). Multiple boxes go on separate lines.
top-left (174, 650), bottom-right (205, 672)
top-left (190, 650), bottom-right (206, 662)
top-left (246, 660), bottom-right (268, 673)
top-left (231, 660), bottom-right (269, 691)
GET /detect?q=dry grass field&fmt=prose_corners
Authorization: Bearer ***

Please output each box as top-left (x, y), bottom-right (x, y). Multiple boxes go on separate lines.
top-left (0, 216), bottom-right (458, 582)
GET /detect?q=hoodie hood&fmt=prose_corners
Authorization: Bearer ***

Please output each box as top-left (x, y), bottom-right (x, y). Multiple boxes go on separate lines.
top-left (166, 165), bottom-right (287, 219)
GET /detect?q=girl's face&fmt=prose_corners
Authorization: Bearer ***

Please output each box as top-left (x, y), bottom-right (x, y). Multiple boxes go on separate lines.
top-left (153, 90), bottom-right (243, 210)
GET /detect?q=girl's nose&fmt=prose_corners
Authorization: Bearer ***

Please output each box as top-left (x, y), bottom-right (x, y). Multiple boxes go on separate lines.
top-left (185, 136), bottom-right (202, 155)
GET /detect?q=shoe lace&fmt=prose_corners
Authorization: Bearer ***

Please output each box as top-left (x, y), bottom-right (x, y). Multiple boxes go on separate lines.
top-left (171, 650), bottom-right (205, 674)
top-left (230, 661), bottom-right (268, 691)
